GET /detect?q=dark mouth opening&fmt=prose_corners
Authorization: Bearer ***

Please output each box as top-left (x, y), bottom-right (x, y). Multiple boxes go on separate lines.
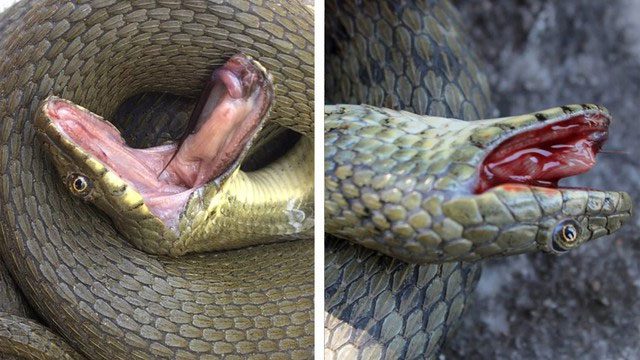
top-left (241, 127), bottom-right (302, 172)
top-left (42, 54), bottom-right (274, 228)
top-left (475, 112), bottom-right (610, 194)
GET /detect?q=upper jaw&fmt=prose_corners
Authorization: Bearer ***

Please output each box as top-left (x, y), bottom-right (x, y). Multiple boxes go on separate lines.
top-left (455, 104), bottom-right (631, 254)
top-left (35, 97), bottom-right (109, 178)
top-left (473, 105), bottom-right (612, 194)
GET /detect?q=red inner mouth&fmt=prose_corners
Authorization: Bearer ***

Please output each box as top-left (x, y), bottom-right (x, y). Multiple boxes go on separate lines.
top-left (475, 112), bottom-right (610, 194)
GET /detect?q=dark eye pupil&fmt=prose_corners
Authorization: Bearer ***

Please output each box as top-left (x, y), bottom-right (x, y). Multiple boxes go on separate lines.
top-left (74, 178), bottom-right (85, 190)
top-left (563, 226), bottom-right (576, 240)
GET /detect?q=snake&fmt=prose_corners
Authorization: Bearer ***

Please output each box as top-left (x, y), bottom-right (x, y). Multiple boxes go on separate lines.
top-left (0, 0), bottom-right (313, 359)
top-left (324, 1), bottom-right (632, 359)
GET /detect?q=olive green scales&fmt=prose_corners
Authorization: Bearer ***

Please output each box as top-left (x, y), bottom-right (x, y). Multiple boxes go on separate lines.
top-left (0, 0), bottom-right (314, 358)
top-left (324, 1), bottom-right (631, 359)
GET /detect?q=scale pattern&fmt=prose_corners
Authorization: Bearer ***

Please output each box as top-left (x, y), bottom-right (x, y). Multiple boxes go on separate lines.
top-left (0, 314), bottom-right (83, 359)
top-left (324, 1), bottom-right (632, 359)
top-left (325, 0), bottom-right (489, 358)
top-left (325, 104), bottom-right (631, 263)
top-left (0, 0), bottom-right (314, 358)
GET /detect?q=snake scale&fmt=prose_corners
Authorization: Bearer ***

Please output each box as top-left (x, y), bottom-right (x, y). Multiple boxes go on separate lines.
top-left (0, 0), bottom-right (633, 359)
top-left (325, 1), bottom-right (631, 359)
top-left (0, 0), bottom-right (313, 359)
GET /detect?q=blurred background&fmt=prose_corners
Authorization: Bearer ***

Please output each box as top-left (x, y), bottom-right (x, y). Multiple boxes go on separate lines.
top-left (0, 0), bottom-right (12, 12)
top-left (447, 0), bottom-right (640, 358)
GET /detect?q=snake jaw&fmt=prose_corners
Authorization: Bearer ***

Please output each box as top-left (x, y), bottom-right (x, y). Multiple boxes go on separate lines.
top-left (325, 104), bottom-right (632, 263)
top-left (473, 105), bottom-right (611, 194)
top-left (471, 184), bottom-right (632, 257)
top-left (462, 104), bottom-right (631, 256)
top-left (458, 104), bottom-right (631, 256)
top-left (35, 54), bottom-right (275, 245)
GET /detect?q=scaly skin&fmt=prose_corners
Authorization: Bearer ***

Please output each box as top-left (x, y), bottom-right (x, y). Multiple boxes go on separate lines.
top-left (0, 0), bottom-right (313, 359)
top-left (0, 313), bottom-right (83, 360)
top-left (326, 104), bottom-right (631, 263)
top-left (36, 90), bottom-right (313, 256)
top-left (324, 0), bottom-right (631, 359)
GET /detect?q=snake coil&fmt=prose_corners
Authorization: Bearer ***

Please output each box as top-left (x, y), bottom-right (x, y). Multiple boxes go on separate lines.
top-left (0, 1), bottom-right (314, 358)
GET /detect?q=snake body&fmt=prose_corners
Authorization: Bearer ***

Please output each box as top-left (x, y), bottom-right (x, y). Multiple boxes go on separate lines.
top-left (0, 1), bottom-right (313, 358)
top-left (325, 1), bottom-right (631, 358)
top-left (325, 2), bottom-right (489, 358)
top-left (36, 89), bottom-right (314, 256)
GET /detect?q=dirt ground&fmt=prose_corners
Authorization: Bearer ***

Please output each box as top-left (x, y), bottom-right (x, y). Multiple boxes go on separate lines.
top-left (445, 0), bottom-right (640, 358)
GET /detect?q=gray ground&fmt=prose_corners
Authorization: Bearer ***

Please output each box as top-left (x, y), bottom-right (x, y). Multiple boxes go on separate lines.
top-left (445, 0), bottom-right (640, 359)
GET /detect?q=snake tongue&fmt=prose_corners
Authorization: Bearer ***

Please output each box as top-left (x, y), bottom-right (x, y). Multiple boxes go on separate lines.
top-left (475, 112), bottom-right (610, 193)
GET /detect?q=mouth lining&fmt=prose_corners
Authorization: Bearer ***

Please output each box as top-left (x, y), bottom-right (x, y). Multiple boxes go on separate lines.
top-left (475, 111), bottom-right (611, 194)
top-left (38, 54), bottom-right (274, 229)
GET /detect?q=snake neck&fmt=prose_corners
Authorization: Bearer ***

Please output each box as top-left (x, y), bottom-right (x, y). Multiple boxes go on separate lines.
top-left (179, 136), bottom-right (315, 253)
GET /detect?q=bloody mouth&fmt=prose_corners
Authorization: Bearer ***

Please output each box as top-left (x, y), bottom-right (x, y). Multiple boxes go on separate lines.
top-left (475, 112), bottom-right (610, 194)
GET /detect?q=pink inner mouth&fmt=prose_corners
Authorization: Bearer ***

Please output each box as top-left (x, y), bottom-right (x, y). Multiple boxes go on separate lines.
top-left (475, 112), bottom-right (610, 194)
top-left (44, 54), bottom-right (273, 228)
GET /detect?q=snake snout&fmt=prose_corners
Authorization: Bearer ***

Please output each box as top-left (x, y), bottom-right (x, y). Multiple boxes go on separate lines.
top-left (547, 190), bottom-right (632, 254)
top-left (478, 185), bottom-right (632, 256)
top-left (214, 54), bottom-right (273, 100)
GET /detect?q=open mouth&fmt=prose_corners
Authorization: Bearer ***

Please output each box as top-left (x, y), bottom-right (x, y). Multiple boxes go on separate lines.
top-left (475, 111), bottom-right (610, 194)
top-left (38, 54), bottom-right (274, 228)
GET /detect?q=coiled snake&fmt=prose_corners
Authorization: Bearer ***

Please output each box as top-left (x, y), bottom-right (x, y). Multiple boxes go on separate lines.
top-left (325, 1), bottom-right (631, 359)
top-left (0, 0), bottom-right (313, 359)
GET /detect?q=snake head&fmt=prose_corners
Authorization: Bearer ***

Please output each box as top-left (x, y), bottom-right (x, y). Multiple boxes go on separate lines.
top-left (325, 104), bottom-right (632, 263)
top-left (35, 54), bottom-right (275, 255)
top-left (456, 104), bottom-right (632, 258)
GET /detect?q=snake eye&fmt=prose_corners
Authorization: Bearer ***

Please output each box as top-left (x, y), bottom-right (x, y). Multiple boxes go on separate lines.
top-left (68, 174), bottom-right (92, 197)
top-left (551, 219), bottom-right (581, 253)
top-left (561, 224), bottom-right (578, 242)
